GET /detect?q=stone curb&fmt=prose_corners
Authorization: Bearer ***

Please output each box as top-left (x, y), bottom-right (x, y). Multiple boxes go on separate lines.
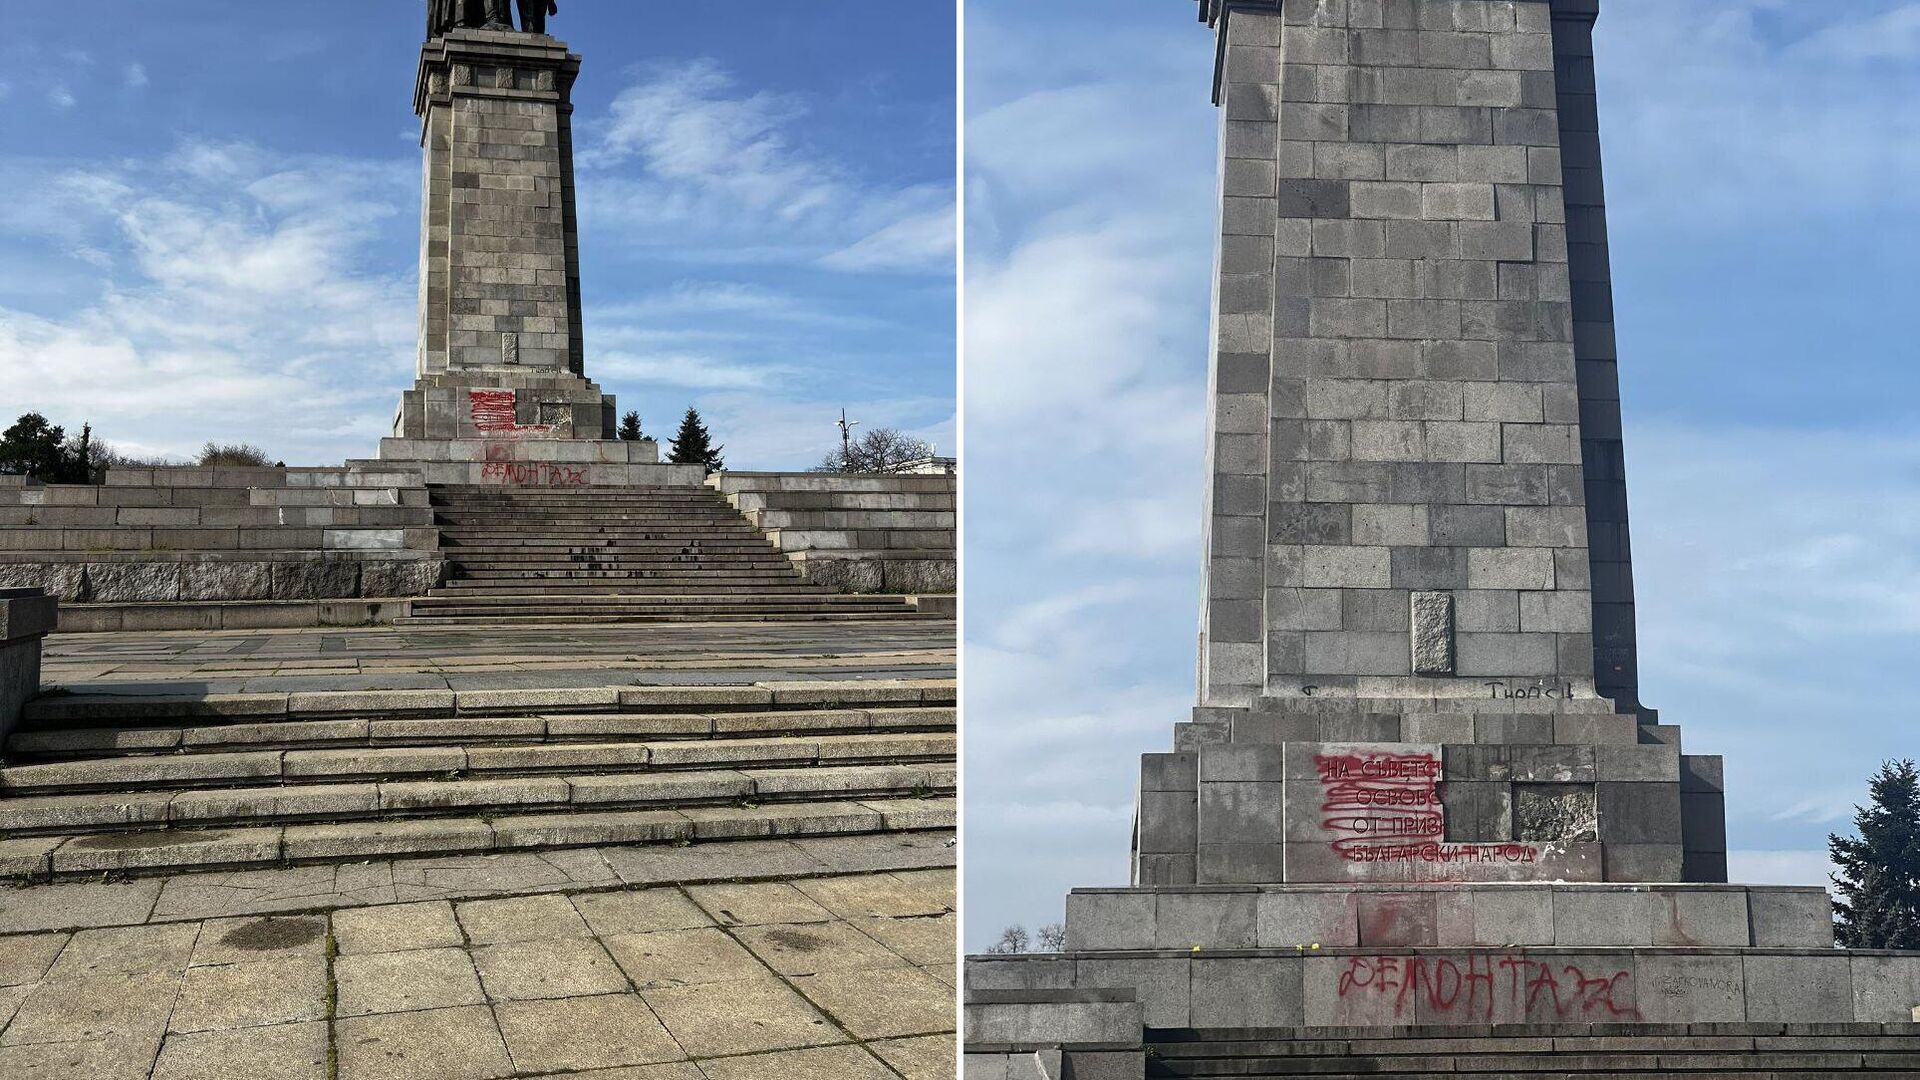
top-left (0, 830), bottom-right (956, 935)
top-left (0, 796), bottom-right (958, 882)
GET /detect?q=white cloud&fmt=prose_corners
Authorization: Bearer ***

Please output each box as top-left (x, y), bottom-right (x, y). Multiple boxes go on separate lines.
top-left (578, 60), bottom-right (953, 273)
top-left (124, 62), bottom-right (149, 89)
top-left (961, 15), bottom-right (1219, 945)
top-left (0, 141), bottom-right (414, 464)
top-left (1597, 0), bottom-right (1920, 224)
top-left (590, 59), bottom-right (829, 213)
top-left (594, 351), bottom-right (784, 391)
top-left (592, 282), bottom-right (877, 330)
top-left (822, 201), bottom-right (956, 272)
top-left (1799, 2), bottom-right (1920, 62)
top-left (47, 85), bottom-right (75, 109)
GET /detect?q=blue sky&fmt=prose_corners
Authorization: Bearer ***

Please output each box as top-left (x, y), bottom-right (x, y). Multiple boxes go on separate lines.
top-left (0, 1), bottom-right (955, 468)
top-left (964, 0), bottom-right (1920, 947)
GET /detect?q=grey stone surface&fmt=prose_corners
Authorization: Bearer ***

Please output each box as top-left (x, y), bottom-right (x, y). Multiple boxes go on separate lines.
top-left (1408, 589), bottom-right (1454, 673)
top-left (87, 561), bottom-right (183, 602)
top-left (1748, 888), bottom-right (1837, 947)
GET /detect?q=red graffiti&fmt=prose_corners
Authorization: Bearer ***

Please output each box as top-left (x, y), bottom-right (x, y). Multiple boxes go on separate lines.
top-left (1314, 751), bottom-right (1538, 867)
top-left (478, 460), bottom-right (586, 485)
top-left (469, 389), bottom-right (553, 439)
top-left (1335, 955), bottom-right (1638, 1021)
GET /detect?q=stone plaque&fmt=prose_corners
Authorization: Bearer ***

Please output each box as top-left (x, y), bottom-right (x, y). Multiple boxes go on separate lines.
top-left (1411, 591), bottom-right (1455, 675)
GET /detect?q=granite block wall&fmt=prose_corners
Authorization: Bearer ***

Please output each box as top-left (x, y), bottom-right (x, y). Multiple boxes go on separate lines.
top-left (1199, 0), bottom-right (1612, 706)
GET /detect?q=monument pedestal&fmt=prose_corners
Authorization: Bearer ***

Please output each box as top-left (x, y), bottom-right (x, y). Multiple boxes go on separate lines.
top-left (382, 29), bottom-right (693, 487)
top-left (965, 0), bottom-right (1920, 1072)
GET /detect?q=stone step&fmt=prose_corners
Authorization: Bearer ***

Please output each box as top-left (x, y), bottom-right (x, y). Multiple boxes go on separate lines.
top-left (410, 592), bottom-right (900, 607)
top-left (409, 600), bottom-right (913, 613)
top-left (438, 532), bottom-right (770, 543)
top-left (1146, 1053), bottom-right (1920, 1077)
top-left (17, 679), bottom-right (956, 725)
top-left (437, 535), bottom-right (770, 544)
top-left (7, 706), bottom-right (956, 758)
top-left (0, 794), bottom-right (957, 879)
top-left (405, 606), bottom-right (915, 621)
top-left (438, 576), bottom-right (816, 589)
top-left (1139, 1029), bottom-right (1920, 1077)
top-left (0, 761), bottom-right (955, 834)
top-left (435, 518), bottom-right (763, 528)
top-left (396, 611), bottom-right (922, 626)
top-left (426, 585), bottom-right (833, 598)
top-left (434, 510), bottom-right (743, 519)
top-left (0, 731), bottom-right (955, 794)
top-left (432, 491), bottom-right (729, 499)
top-left (447, 559), bottom-right (802, 570)
top-left (440, 574), bottom-right (808, 584)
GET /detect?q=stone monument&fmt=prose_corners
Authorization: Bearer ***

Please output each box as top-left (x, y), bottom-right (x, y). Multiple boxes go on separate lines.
top-left (379, 1), bottom-right (688, 486)
top-left (965, 1), bottom-right (1920, 1073)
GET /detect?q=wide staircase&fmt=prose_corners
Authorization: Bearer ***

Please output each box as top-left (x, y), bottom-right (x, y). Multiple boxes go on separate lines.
top-left (1144, 1025), bottom-right (1920, 1077)
top-left (401, 485), bottom-right (920, 624)
top-left (0, 682), bottom-right (954, 880)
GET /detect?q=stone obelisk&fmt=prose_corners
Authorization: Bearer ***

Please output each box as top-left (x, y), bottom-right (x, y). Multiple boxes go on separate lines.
top-left (1135, 0), bottom-right (1711, 888)
top-left (377, 19), bottom-right (692, 487)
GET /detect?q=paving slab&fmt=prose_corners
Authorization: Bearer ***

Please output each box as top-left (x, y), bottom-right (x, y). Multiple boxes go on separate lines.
top-left (2, 861), bottom-right (952, 1070)
top-left (335, 947), bottom-right (486, 1016)
top-left (334, 1004), bottom-right (514, 1080)
top-left (45, 921), bottom-right (198, 978)
top-left (604, 926), bottom-right (768, 989)
top-left (333, 900), bottom-right (464, 955)
top-left (0, 1034), bottom-right (161, 1080)
top-left (640, 976), bottom-right (841, 1057)
top-left (870, 1033), bottom-right (961, 1080)
top-left (456, 892), bottom-right (593, 943)
top-left (687, 881), bottom-right (838, 926)
top-left (188, 914), bottom-right (328, 965)
top-left (492, 993), bottom-right (686, 1073)
top-left (152, 1021), bottom-right (329, 1080)
top-left (167, 955), bottom-right (329, 1033)
top-left (472, 937), bottom-right (630, 1001)
top-left (790, 964), bottom-right (955, 1040)
top-left (697, 1044), bottom-right (900, 1080)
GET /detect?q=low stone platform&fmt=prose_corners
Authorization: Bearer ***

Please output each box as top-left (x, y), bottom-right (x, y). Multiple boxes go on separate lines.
top-left (710, 473), bottom-right (957, 595)
top-left (968, 1017), bottom-right (1920, 1079)
top-left (0, 850), bottom-right (955, 1079)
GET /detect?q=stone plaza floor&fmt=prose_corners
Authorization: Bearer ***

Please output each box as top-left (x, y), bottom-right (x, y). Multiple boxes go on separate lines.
top-left (0, 855), bottom-right (955, 1079)
top-left (3, 617), bottom-right (958, 1077)
top-left (37, 619), bottom-right (956, 697)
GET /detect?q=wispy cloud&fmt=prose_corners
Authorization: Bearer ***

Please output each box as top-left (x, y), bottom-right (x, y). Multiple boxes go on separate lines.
top-left (47, 84), bottom-right (74, 109)
top-left (0, 139), bottom-right (414, 463)
top-left (578, 60), bottom-right (953, 274)
top-left (1798, 2), bottom-right (1920, 62)
top-left (1597, 0), bottom-right (1920, 224)
top-left (124, 62), bottom-right (148, 89)
top-left (961, 12), bottom-right (1218, 945)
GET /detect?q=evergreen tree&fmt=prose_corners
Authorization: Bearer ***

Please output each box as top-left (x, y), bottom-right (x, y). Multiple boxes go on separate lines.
top-left (617, 410), bottom-right (645, 441)
top-left (1830, 759), bottom-right (1920, 949)
top-left (666, 406), bottom-right (724, 471)
top-left (0, 413), bottom-right (72, 479)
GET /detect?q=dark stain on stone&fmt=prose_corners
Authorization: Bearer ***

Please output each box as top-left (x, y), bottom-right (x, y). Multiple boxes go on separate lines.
top-left (220, 917), bottom-right (325, 952)
top-left (765, 928), bottom-right (824, 952)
